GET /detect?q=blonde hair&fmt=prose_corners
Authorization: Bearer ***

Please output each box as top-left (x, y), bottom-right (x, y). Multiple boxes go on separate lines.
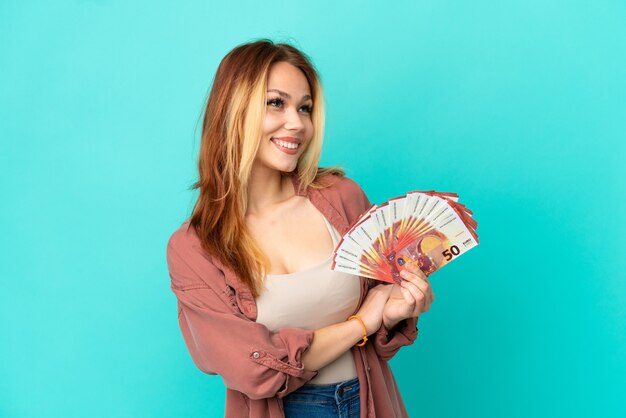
top-left (188, 38), bottom-right (345, 297)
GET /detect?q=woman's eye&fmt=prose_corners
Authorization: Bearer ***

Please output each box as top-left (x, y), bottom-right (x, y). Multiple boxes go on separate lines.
top-left (266, 98), bottom-right (312, 113)
top-left (267, 98), bottom-right (284, 108)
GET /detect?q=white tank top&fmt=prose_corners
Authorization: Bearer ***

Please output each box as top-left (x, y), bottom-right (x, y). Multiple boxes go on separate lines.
top-left (255, 214), bottom-right (361, 384)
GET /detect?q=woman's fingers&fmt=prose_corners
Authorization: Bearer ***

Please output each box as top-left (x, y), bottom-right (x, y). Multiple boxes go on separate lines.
top-left (401, 280), bottom-right (429, 313)
top-left (400, 272), bottom-right (432, 303)
top-left (399, 285), bottom-right (415, 305)
top-left (404, 263), bottom-right (428, 280)
top-left (400, 266), bottom-right (434, 304)
top-left (371, 283), bottom-right (392, 298)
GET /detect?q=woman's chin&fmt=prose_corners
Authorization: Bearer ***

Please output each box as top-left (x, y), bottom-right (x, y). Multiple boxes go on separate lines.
top-left (274, 162), bottom-right (298, 173)
top-left (271, 155), bottom-right (301, 172)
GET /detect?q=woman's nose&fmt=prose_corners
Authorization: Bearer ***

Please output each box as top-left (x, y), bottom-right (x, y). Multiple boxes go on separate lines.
top-left (283, 107), bottom-right (305, 131)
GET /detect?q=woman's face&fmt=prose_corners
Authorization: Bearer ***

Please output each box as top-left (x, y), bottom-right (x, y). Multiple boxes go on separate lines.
top-left (255, 61), bottom-right (314, 174)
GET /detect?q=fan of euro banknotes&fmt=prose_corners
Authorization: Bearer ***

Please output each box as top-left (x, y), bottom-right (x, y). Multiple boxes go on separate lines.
top-left (330, 189), bottom-right (479, 284)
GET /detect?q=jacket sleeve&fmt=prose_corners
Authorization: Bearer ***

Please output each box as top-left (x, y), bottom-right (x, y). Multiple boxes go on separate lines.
top-left (166, 233), bottom-right (318, 400)
top-left (371, 314), bottom-right (419, 362)
top-left (348, 178), bottom-right (420, 361)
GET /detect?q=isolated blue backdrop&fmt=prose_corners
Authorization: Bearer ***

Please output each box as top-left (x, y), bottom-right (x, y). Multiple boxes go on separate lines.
top-left (1, 1), bottom-right (625, 417)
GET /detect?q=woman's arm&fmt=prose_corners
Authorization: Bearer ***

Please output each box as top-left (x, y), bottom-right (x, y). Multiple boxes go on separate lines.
top-left (168, 231), bottom-right (389, 400)
top-left (168, 234), bottom-right (316, 399)
top-left (301, 284), bottom-right (391, 371)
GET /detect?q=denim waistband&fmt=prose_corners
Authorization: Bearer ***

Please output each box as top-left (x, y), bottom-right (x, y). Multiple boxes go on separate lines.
top-left (287, 376), bottom-right (360, 400)
top-left (283, 376), bottom-right (360, 417)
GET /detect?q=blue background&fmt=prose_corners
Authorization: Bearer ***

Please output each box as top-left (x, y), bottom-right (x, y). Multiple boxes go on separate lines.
top-left (1, 1), bottom-right (625, 417)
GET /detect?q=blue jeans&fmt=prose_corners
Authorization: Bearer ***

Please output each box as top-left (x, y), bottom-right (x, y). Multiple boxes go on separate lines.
top-left (282, 376), bottom-right (361, 418)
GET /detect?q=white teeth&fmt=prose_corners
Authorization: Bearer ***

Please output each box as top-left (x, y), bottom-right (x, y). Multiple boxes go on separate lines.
top-left (273, 139), bottom-right (299, 149)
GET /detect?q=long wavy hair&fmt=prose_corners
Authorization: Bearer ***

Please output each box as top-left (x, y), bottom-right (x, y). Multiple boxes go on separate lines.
top-left (188, 39), bottom-right (345, 297)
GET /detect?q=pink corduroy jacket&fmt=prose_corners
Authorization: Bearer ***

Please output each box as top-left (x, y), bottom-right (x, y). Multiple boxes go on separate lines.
top-left (166, 172), bottom-right (419, 418)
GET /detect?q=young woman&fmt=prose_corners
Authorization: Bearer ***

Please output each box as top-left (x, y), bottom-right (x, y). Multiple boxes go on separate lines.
top-left (166, 39), bottom-right (434, 418)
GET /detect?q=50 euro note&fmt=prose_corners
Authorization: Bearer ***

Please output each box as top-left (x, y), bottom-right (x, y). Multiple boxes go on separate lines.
top-left (331, 191), bottom-right (479, 284)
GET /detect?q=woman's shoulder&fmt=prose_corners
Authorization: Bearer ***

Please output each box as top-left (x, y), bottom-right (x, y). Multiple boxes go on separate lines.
top-left (165, 220), bottom-right (223, 290)
top-left (316, 172), bottom-right (370, 211)
top-left (166, 220), bottom-right (200, 256)
top-left (316, 172), bottom-right (367, 199)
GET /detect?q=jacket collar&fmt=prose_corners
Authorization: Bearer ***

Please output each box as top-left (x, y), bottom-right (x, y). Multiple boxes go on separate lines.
top-left (291, 170), bottom-right (350, 235)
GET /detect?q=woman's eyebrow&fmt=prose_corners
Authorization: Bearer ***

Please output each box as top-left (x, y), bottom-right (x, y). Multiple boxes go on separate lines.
top-left (267, 89), bottom-right (312, 101)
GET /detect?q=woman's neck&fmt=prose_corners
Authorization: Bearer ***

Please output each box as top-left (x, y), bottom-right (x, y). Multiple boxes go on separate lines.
top-left (246, 166), bottom-right (296, 217)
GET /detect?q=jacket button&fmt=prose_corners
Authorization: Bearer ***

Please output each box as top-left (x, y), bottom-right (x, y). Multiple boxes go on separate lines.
top-left (252, 351), bottom-right (260, 359)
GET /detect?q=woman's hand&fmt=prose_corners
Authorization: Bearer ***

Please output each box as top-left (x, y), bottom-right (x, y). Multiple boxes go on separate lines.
top-left (355, 284), bottom-right (393, 334)
top-left (382, 263), bottom-right (435, 330)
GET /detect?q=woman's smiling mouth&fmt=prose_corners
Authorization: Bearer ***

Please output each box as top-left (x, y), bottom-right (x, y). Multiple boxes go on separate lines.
top-left (271, 137), bottom-right (301, 154)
